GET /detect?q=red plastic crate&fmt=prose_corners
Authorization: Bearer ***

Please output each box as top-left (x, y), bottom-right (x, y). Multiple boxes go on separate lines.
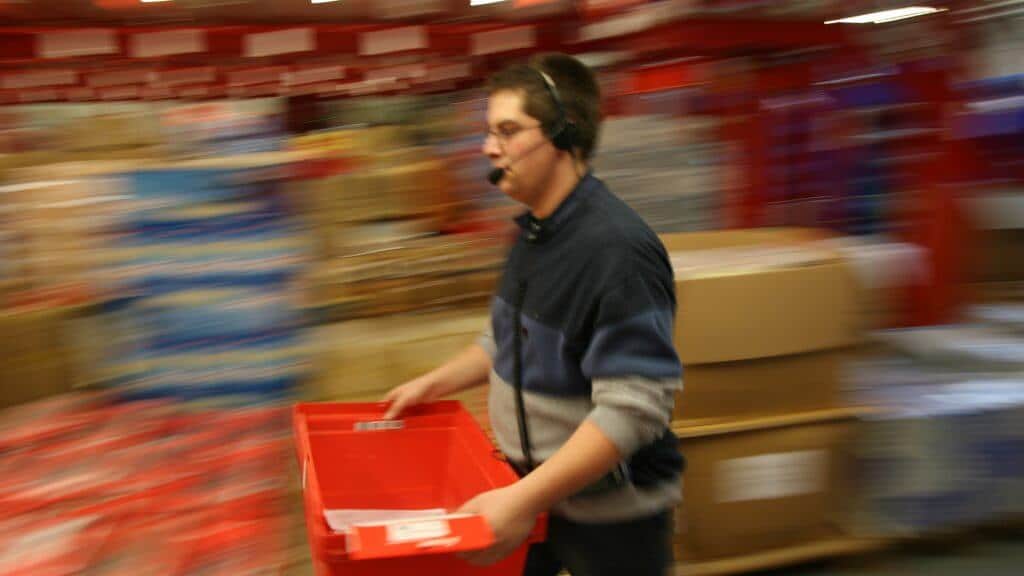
top-left (293, 401), bottom-right (546, 576)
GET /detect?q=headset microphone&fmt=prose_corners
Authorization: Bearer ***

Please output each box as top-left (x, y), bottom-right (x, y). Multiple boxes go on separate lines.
top-left (485, 137), bottom-right (550, 187)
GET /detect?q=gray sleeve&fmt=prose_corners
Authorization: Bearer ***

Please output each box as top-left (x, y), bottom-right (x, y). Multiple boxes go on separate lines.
top-left (587, 376), bottom-right (680, 457)
top-left (477, 325), bottom-right (497, 359)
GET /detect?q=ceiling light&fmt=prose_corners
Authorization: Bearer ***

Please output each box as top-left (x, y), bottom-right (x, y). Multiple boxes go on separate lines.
top-left (311, 0), bottom-right (342, 3)
top-left (140, 0), bottom-right (174, 3)
top-left (957, 0), bottom-right (1024, 14)
top-left (825, 6), bottom-right (947, 24)
top-left (471, 0), bottom-right (506, 6)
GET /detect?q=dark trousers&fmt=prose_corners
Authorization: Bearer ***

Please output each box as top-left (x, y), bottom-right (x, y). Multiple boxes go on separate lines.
top-left (523, 511), bottom-right (674, 576)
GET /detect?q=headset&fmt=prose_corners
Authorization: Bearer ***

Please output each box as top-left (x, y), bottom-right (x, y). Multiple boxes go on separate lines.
top-left (533, 67), bottom-right (577, 152)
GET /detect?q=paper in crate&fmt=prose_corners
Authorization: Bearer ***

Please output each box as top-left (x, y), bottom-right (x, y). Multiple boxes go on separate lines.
top-left (660, 229), bottom-right (859, 421)
top-left (293, 401), bottom-right (545, 576)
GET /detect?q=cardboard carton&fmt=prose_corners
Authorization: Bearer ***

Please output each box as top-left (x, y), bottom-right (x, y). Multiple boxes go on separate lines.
top-left (661, 229), bottom-right (859, 420)
top-left (674, 409), bottom-right (858, 562)
top-left (676, 350), bottom-right (844, 421)
top-left (307, 309), bottom-right (489, 402)
top-left (0, 309), bottom-right (72, 409)
top-left (662, 229), bottom-right (859, 364)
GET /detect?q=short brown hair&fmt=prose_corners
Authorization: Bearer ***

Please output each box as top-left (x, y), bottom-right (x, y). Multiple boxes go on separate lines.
top-left (486, 53), bottom-right (602, 161)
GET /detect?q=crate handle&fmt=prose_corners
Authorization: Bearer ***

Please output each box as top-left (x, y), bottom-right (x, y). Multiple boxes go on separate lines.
top-left (353, 420), bottom-right (404, 432)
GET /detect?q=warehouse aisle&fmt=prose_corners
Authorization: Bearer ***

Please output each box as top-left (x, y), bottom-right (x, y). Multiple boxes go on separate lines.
top-left (753, 536), bottom-right (1024, 576)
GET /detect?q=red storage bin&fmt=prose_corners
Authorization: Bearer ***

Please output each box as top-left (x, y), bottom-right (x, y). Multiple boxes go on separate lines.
top-left (293, 401), bottom-right (546, 576)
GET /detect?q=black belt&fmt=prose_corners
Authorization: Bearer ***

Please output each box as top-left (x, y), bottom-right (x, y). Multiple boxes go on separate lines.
top-left (508, 458), bottom-right (631, 498)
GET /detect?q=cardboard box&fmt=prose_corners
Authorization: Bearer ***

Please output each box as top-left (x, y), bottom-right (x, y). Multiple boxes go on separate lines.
top-left (975, 228), bottom-right (1024, 284)
top-left (674, 409), bottom-right (857, 562)
top-left (307, 309), bottom-right (489, 402)
top-left (662, 229), bottom-right (860, 364)
top-left (676, 350), bottom-right (844, 422)
top-left (0, 309), bottom-right (72, 410)
top-left (973, 282), bottom-right (1024, 303)
top-left (676, 537), bottom-right (881, 576)
top-left (661, 229), bottom-right (859, 421)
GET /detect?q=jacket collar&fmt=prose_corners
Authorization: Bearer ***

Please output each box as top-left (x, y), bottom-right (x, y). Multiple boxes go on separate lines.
top-left (515, 171), bottom-right (597, 243)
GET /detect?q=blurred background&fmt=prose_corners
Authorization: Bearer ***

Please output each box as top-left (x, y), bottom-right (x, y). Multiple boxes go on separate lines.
top-left (0, 1), bottom-right (1021, 574)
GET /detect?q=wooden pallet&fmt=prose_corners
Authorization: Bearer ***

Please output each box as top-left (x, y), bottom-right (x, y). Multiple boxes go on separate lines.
top-left (676, 537), bottom-right (887, 576)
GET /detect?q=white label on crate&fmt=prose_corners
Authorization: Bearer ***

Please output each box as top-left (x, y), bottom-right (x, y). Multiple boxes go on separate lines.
top-left (325, 508), bottom-right (448, 533)
top-left (354, 420), bottom-right (404, 432)
top-left (386, 519), bottom-right (451, 544)
top-left (716, 450), bottom-right (826, 503)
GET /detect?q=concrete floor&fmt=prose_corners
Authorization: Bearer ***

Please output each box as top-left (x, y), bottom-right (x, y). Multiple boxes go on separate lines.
top-left (287, 537), bottom-right (1024, 576)
top-left (751, 536), bottom-right (1024, 576)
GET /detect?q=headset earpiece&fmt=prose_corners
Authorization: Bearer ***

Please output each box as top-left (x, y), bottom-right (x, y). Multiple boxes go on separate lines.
top-left (550, 120), bottom-right (576, 152)
top-left (534, 67), bottom-right (576, 153)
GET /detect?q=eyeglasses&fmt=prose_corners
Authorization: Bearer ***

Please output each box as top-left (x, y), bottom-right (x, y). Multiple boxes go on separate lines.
top-left (485, 123), bottom-right (543, 145)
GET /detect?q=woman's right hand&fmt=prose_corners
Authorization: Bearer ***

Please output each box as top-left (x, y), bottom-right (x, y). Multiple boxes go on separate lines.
top-left (383, 375), bottom-right (439, 420)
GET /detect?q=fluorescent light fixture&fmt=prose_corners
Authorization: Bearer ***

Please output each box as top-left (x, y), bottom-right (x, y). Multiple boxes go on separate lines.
top-left (311, 0), bottom-right (342, 3)
top-left (471, 0), bottom-right (506, 6)
top-left (825, 6), bottom-right (947, 24)
top-left (958, 4), bottom-right (1024, 22)
top-left (957, 0), bottom-right (1024, 14)
top-left (141, 0), bottom-right (174, 3)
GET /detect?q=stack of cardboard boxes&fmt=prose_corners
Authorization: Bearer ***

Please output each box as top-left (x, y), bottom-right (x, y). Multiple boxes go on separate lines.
top-left (970, 190), bottom-right (1024, 285)
top-left (293, 139), bottom-right (502, 319)
top-left (661, 228), bottom-right (870, 573)
top-left (60, 112), bottom-right (165, 161)
top-left (0, 167), bottom-right (136, 410)
top-left (0, 308), bottom-right (74, 410)
top-left (307, 308), bottom-right (490, 403)
top-left (0, 174), bottom-right (129, 292)
top-left (303, 235), bottom-right (503, 319)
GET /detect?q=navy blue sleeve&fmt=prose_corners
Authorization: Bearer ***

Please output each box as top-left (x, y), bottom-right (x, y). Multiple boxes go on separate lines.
top-left (581, 273), bottom-right (681, 381)
top-left (581, 271), bottom-right (682, 457)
